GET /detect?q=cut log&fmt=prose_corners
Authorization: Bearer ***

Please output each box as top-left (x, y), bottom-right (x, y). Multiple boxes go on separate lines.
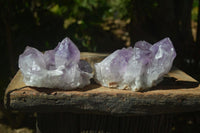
top-left (4, 52), bottom-right (200, 115)
top-left (4, 52), bottom-right (200, 133)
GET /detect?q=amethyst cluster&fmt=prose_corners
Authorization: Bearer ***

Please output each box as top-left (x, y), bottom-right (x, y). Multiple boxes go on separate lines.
top-left (94, 37), bottom-right (176, 91)
top-left (19, 37), bottom-right (176, 91)
top-left (19, 37), bottom-right (92, 90)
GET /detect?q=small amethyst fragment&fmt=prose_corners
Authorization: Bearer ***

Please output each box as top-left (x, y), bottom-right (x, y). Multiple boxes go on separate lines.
top-left (19, 37), bottom-right (92, 90)
top-left (94, 37), bottom-right (176, 91)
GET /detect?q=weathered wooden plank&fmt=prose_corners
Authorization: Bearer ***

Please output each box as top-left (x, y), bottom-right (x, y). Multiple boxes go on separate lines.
top-left (4, 53), bottom-right (200, 115)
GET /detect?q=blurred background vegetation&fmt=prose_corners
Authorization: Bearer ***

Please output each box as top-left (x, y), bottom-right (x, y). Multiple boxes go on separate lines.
top-left (1, 0), bottom-right (200, 132)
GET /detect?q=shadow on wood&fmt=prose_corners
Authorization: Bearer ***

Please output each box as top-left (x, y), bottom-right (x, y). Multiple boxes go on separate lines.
top-left (150, 77), bottom-right (199, 91)
top-left (31, 84), bottom-right (100, 95)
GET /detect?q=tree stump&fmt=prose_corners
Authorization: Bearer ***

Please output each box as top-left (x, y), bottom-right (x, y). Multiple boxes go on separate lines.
top-left (4, 52), bottom-right (200, 133)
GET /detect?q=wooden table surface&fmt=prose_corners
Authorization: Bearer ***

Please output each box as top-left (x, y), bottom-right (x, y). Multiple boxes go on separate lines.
top-left (4, 53), bottom-right (200, 115)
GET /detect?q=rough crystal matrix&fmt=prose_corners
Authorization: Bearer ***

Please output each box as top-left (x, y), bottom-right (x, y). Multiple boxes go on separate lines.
top-left (19, 37), bottom-right (92, 90)
top-left (94, 37), bottom-right (176, 91)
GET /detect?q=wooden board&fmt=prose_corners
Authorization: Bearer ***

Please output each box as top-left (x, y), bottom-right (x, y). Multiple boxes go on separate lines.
top-left (4, 53), bottom-right (200, 115)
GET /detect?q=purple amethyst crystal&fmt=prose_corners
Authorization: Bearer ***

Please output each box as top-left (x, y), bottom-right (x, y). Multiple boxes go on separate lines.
top-left (94, 37), bottom-right (176, 91)
top-left (19, 37), bottom-right (92, 90)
